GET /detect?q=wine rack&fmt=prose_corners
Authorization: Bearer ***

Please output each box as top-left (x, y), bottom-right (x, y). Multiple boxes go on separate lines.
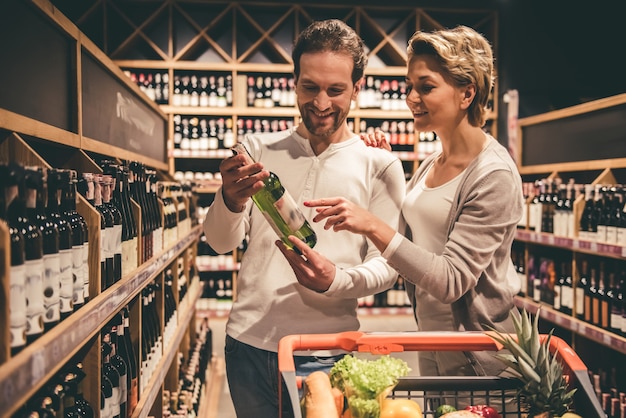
top-left (0, 1), bottom-right (212, 417)
top-left (47, 0), bottom-right (499, 183)
top-left (513, 92), bottom-right (626, 398)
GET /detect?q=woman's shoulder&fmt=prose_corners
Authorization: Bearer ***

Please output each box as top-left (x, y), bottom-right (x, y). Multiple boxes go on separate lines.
top-left (477, 136), bottom-right (520, 174)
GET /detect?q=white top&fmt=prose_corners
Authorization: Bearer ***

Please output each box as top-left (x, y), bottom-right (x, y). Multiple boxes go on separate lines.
top-left (203, 127), bottom-right (406, 352)
top-left (402, 165), bottom-right (463, 332)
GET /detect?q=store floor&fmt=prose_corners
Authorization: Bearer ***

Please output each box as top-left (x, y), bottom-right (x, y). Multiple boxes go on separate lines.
top-left (208, 311), bottom-right (419, 418)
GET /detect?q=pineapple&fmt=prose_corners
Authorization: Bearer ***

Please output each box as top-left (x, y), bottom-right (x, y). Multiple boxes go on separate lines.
top-left (487, 308), bottom-right (576, 418)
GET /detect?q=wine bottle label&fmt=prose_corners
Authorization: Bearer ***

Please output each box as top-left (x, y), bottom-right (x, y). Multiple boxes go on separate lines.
top-left (273, 193), bottom-right (306, 231)
top-left (82, 242), bottom-right (90, 300)
top-left (43, 253), bottom-right (61, 324)
top-left (72, 245), bottom-right (85, 306)
top-left (561, 286), bottom-right (573, 310)
top-left (111, 386), bottom-right (121, 417)
top-left (10, 264), bottom-right (27, 348)
top-left (575, 288), bottom-right (584, 316)
top-left (25, 259), bottom-right (45, 336)
top-left (59, 249), bottom-right (74, 313)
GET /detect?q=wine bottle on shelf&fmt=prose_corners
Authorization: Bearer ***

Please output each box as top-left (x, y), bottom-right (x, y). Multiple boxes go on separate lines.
top-left (120, 307), bottom-right (138, 416)
top-left (146, 168), bottom-right (163, 255)
top-left (560, 261), bottom-right (573, 315)
top-left (129, 162), bottom-right (150, 263)
top-left (595, 185), bottom-right (608, 244)
top-left (102, 173), bottom-right (123, 283)
top-left (163, 268), bottom-right (177, 343)
top-left (101, 341), bottom-right (116, 418)
top-left (589, 266), bottom-right (601, 327)
top-left (157, 181), bottom-right (176, 248)
top-left (140, 283), bottom-right (162, 394)
top-left (46, 168), bottom-right (75, 321)
top-left (121, 163), bottom-right (139, 273)
top-left (0, 163), bottom-right (28, 355)
top-left (231, 143), bottom-right (317, 250)
top-left (79, 172), bottom-right (108, 293)
top-left (60, 169), bottom-right (87, 311)
top-left (94, 174), bottom-right (116, 290)
top-left (178, 256), bottom-right (189, 302)
top-left (66, 362), bottom-right (95, 418)
top-left (606, 271), bottom-right (620, 336)
top-left (578, 259), bottom-right (591, 321)
top-left (31, 167), bottom-right (62, 332)
top-left (579, 183), bottom-right (595, 241)
top-left (102, 332), bottom-right (121, 418)
top-left (598, 265), bottom-right (610, 329)
top-left (106, 323), bottom-right (128, 418)
top-left (15, 166), bottom-right (46, 344)
top-left (104, 162), bottom-right (131, 278)
top-left (149, 281), bottom-right (162, 362)
top-left (61, 364), bottom-right (95, 418)
top-left (31, 398), bottom-right (57, 417)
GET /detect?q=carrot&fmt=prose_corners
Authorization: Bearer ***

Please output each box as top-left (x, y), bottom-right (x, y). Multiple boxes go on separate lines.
top-left (303, 371), bottom-right (340, 418)
top-left (331, 386), bottom-right (344, 416)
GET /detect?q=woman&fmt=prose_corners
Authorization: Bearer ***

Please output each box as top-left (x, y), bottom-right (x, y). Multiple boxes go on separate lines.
top-left (278, 25), bottom-right (523, 377)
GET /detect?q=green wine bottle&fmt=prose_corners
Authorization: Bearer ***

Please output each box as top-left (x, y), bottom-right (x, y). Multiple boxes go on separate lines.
top-left (231, 143), bottom-right (317, 249)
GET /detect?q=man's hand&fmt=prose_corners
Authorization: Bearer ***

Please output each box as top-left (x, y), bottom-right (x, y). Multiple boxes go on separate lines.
top-left (275, 236), bottom-right (336, 293)
top-left (219, 153), bottom-right (269, 212)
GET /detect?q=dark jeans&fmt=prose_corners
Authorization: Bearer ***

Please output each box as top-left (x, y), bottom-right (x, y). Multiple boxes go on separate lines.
top-left (224, 335), bottom-right (343, 418)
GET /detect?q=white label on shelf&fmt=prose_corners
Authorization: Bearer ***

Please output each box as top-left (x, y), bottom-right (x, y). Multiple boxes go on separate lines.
top-left (30, 350), bottom-right (46, 386)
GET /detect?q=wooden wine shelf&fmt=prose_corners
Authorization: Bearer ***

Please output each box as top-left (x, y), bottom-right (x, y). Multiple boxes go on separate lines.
top-left (513, 296), bottom-right (626, 355)
top-left (0, 225), bottom-right (203, 416)
top-left (515, 229), bottom-right (626, 260)
top-left (132, 274), bottom-right (202, 418)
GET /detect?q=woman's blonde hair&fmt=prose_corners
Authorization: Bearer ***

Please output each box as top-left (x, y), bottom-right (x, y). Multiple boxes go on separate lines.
top-left (407, 25), bottom-right (494, 127)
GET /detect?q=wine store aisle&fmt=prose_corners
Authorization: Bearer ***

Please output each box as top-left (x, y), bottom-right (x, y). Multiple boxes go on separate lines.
top-left (206, 311), bottom-right (419, 418)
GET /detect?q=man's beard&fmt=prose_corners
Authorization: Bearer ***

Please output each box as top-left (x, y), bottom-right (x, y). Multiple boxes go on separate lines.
top-left (300, 106), bottom-right (345, 137)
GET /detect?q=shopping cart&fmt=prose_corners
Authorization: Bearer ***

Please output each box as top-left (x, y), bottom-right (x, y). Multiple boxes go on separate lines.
top-left (277, 331), bottom-right (606, 418)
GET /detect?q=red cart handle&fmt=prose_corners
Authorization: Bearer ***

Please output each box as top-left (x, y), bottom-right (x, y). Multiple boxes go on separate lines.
top-left (277, 331), bottom-right (588, 373)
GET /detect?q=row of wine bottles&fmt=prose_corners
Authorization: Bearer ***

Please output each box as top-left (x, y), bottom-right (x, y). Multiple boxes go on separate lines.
top-left (0, 160), bottom-right (197, 356)
top-left (11, 307), bottom-right (136, 418)
top-left (124, 70), bottom-right (235, 108)
top-left (12, 274), bottom-right (202, 418)
top-left (1, 163), bottom-right (90, 355)
top-left (246, 75), bottom-right (296, 109)
top-left (522, 178), bottom-right (626, 246)
top-left (159, 318), bottom-right (213, 418)
top-left (591, 366), bottom-right (626, 418)
top-left (512, 246), bottom-right (626, 337)
top-left (125, 69), bottom-right (430, 114)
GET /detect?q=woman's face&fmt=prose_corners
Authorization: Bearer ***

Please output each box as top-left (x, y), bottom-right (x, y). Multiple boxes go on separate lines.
top-left (295, 51), bottom-right (359, 140)
top-left (405, 54), bottom-right (468, 133)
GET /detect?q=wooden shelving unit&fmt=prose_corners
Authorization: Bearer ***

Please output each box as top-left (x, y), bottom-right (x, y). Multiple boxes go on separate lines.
top-left (0, 1), bottom-right (207, 417)
top-left (513, 93), bottom-right (626, 386)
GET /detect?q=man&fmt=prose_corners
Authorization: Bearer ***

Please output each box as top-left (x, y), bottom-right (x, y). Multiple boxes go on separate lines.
top-left (203, 19), bottom-right (405, 417)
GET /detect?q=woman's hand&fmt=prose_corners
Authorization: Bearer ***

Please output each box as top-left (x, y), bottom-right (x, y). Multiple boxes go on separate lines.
top-left (360, 130), bottom-right (392, 151)
top-left (276, 237), bottom-right (336, 293)
top-left (305, 197), bottom-right (377, 235)
top-left (305, 197), bottom-right (397, 253)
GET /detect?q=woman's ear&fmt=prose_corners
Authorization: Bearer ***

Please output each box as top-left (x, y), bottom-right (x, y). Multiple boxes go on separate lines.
top-left (460, 84), bottom-right (476, 110)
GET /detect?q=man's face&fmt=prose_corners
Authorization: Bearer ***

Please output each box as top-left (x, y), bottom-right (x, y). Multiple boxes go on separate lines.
top-left (295, 51), bottom-right (359, 140)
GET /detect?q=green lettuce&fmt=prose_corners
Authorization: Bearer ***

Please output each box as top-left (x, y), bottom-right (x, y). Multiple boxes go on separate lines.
top-left (329, 355), bottom-right (410, 418)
